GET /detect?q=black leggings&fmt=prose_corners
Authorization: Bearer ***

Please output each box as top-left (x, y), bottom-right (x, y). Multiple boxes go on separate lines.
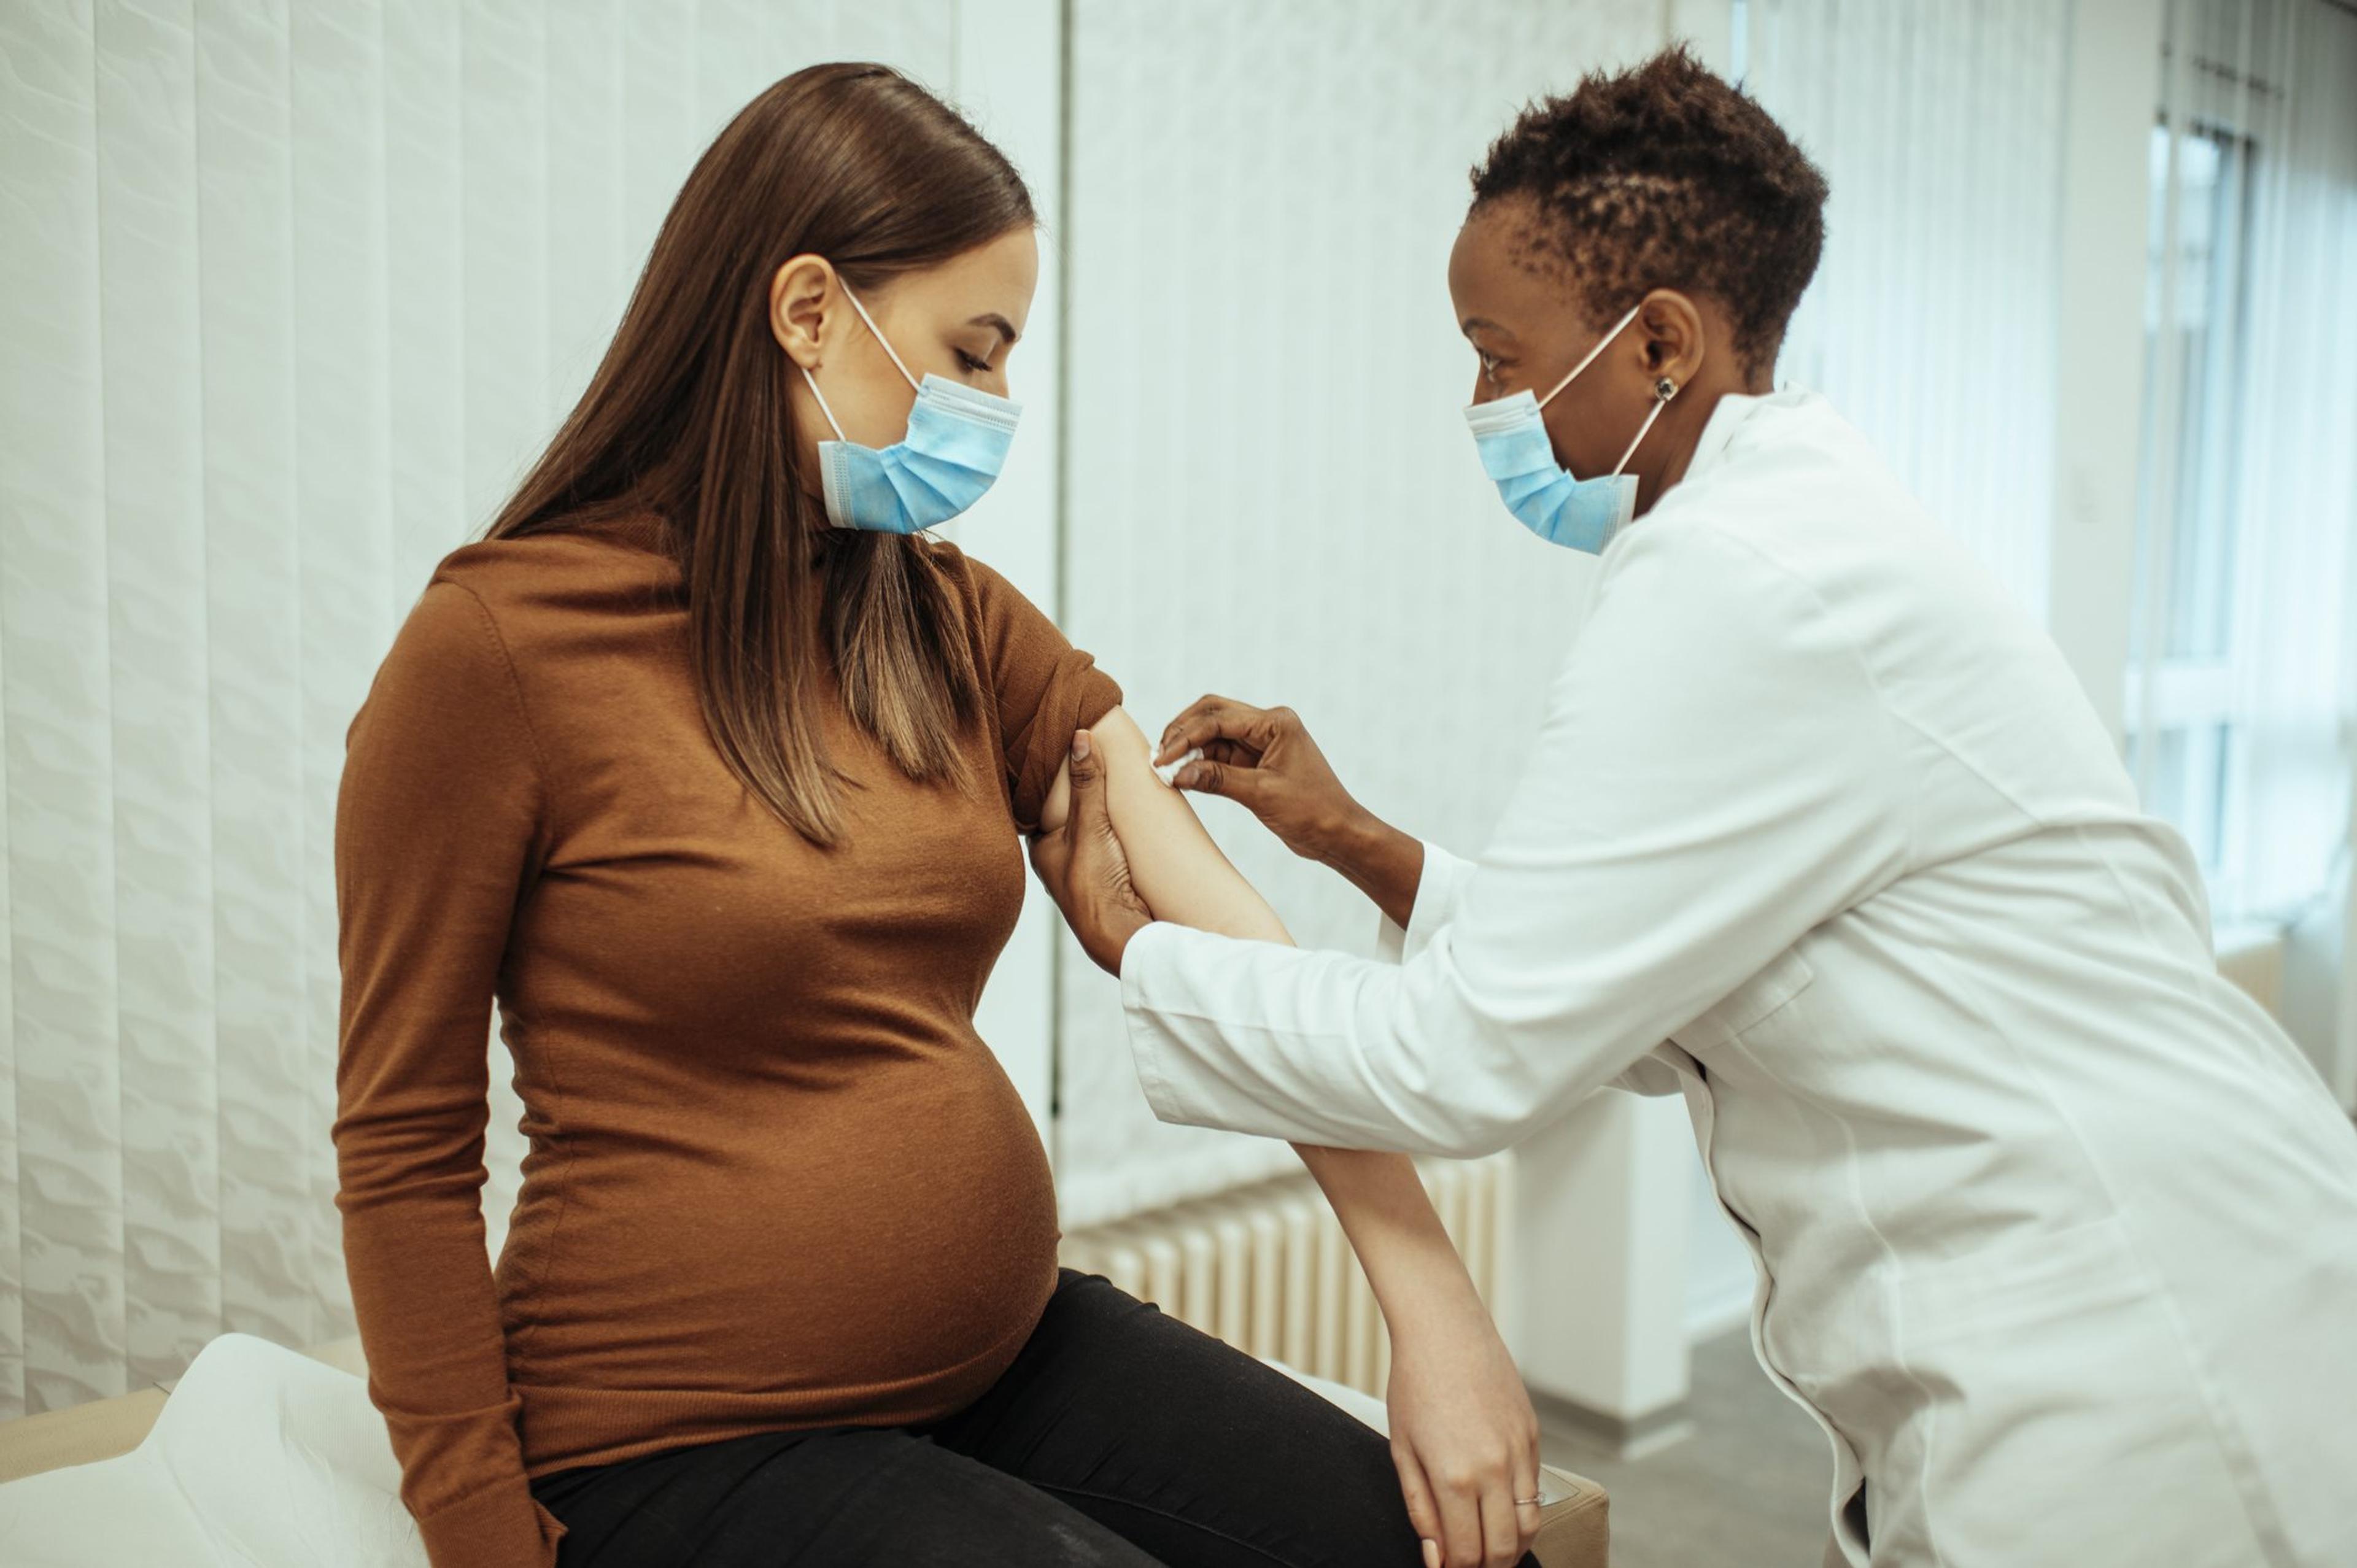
top-left (530, 1268), bottom-right (1536, 1567)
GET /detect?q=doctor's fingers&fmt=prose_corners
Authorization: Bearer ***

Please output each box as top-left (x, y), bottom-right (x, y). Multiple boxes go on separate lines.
top-left (1066, 730), bottom-right (1115, 837)
top-left (1170, 755), bottom-right (1274, 811)
top-left (1155, 695), bottom-right (1292, 763)
top-left (1024, 825), bottom-right (1072, 890)
top-left (1197, 736), bottom-right (1263, 768)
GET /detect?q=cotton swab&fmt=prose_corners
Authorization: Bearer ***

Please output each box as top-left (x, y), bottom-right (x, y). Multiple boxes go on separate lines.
top-left (1153, 746), bottom-right (1203, 787)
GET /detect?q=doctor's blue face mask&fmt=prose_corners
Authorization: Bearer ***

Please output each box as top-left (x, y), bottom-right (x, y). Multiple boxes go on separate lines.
top-left (1463, 298), bottom-right (1680, 554)
top-left (799, 278), bottom-right (1021, 535)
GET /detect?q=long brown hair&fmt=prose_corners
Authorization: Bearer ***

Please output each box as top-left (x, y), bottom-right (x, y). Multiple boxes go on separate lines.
top-left (484, 63), bottom-right (1034, 846)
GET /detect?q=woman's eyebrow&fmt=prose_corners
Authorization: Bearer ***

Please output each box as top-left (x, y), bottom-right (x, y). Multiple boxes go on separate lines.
top-left (1459, 315), bottom-right (1512, 340)
top-left (969, 312), bottom-right (1020, 346)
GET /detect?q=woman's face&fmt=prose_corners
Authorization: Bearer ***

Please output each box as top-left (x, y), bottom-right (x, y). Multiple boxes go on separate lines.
top-left (1446, 196), bottom-right (1665, 485)
top-left (776, 225), bottom-right (1040, 490)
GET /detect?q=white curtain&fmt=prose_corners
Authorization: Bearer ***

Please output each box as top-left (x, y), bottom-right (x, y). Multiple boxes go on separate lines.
top-left (2133, 0), bottom-right (2357, 926)
top-left (1048, 0), bottom-right (1675, 1228)
top-left (0, 0), bottom-right (957, 1421)
top-left (1734, 0), bottom-right (2074, 618)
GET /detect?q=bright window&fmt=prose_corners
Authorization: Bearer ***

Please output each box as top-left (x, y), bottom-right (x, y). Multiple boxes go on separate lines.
top-left (2128, 118), bottom-right (2257, 881)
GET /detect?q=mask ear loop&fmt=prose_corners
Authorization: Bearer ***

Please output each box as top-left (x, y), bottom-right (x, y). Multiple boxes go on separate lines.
top-left (800, 365), bottom-right (850, 441)
top-left (836, 279), bottom-right (922, 392)
top-left (797, 272), bottom-right (920, 442)
top-left (1610, 376), bottom-right (1681, 477)
top-left (1535, 298), bottom-right (1649, 411)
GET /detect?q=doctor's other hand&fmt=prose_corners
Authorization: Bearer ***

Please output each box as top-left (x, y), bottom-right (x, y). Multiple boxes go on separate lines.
top-left (1029, 730), bottom-right (1152, 976)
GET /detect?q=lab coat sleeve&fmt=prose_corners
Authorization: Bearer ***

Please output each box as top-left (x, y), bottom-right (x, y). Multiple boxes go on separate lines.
top-left (1120, 520), bottom-right (1914, 1157)
top-left (1372, 838), bottom-right (1673, 1095)
top-left (1371, 840), bottom-right (1478, 964)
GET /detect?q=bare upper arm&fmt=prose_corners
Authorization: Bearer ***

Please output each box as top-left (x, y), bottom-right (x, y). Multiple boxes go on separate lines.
top-left (1038, 706), bottom-right (1290, 944)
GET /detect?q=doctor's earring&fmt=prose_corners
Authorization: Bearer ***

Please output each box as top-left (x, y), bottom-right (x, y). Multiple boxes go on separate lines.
top-left (1654, 376), bottom-right (1680, 403)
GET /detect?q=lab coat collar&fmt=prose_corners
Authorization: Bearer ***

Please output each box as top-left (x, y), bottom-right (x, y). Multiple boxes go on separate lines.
top-left (1674, 385), bottom-right (1822, 490)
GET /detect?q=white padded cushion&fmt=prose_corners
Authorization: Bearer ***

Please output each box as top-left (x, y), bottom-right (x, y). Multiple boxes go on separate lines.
top-left (1261, 1358), bottom-right (1391, 1434)
top-left (0, 1332), bottom-right (428, 1567)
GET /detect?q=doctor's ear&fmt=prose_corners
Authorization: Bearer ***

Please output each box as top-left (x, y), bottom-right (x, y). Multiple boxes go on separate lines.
top-left (1635, 289), bottom-right (1708, 391)
top-left (770, 254), bottom-right (838, 370)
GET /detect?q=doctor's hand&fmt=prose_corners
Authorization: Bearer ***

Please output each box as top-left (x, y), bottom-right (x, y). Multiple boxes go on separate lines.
top-left (1157, 697), bottom-right (1425, 932)
top-left (1155, 696), bottom-right (1363, 860)
top-left (1028, 730), bottom-right (1153, 976)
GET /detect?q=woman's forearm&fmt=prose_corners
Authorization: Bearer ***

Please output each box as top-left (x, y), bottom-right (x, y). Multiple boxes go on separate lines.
top-left (1058, 708), bottom-right (1490, 1333)
top-left (1291, 1143), bottom-right (1489, 1332)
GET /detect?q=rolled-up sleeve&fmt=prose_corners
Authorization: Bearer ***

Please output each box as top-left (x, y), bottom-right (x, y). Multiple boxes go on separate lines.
top-left (1118, 521), bottom-right (1911, 1158)
top-left (948, 545), bottom-right (1123, 833)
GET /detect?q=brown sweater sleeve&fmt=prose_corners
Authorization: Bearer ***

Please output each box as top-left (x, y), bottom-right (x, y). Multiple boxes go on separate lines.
top-left (952, 547), bottom-right (1124, 832)
top-left (332, 577), bottom-right (567, 1568)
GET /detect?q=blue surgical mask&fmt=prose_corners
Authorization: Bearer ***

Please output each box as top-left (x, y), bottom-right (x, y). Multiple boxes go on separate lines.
top-left (1463, 299), bottom-right (1678, 553)
top-left (800, 280), bottom-right (1021, 535)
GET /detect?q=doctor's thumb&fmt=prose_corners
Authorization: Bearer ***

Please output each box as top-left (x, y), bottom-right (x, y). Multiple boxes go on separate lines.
top-left (1069, 730), bottom-right (1110, 824)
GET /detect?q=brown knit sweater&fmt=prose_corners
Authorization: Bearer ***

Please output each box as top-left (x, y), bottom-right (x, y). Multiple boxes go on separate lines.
top-left (331, 512), bottom-right (1121, 1568)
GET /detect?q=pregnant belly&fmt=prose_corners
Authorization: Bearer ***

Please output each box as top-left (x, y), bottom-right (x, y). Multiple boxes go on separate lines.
top-left (498, 1048), bottom-right (1061, 1419)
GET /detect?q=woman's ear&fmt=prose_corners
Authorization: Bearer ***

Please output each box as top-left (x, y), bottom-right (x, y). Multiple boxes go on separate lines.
top-left (1635, 288), bottom-right (1708, 391)
top-left (770, 254), bottom-right (837, 369)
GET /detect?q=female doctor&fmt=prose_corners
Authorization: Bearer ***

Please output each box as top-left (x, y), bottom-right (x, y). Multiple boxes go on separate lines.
top-left (1030, 47), bottom-right (2357, 1568)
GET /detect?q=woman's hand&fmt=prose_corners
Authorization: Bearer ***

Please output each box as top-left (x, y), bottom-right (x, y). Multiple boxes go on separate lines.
top-left (1156, 697), bottom-right (1425, 931)
top-left (1028, 730), bottom-right (1153, 975)
top-left (1384, 1281), bottom-right (1546, 1568)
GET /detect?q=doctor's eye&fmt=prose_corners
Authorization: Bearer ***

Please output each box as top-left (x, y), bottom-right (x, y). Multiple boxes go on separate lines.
top-left (957, 349), bottom-right (993, 374)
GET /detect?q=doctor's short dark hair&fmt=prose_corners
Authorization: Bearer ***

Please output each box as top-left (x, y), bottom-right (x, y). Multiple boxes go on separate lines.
top-left (1471, 45), bottom-right (1829, 377)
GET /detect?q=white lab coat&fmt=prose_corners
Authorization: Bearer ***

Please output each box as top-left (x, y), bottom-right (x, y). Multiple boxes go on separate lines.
top-left (1117, 390), bottom-right (2357, 1567)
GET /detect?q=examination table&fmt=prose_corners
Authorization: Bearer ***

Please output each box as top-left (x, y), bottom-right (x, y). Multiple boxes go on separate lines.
top-left (0, 1330), bottom-right (1608, 1566)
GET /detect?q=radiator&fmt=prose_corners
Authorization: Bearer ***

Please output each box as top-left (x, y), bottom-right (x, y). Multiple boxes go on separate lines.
top-left (1056, 1152), bottom-right (1517, 1399)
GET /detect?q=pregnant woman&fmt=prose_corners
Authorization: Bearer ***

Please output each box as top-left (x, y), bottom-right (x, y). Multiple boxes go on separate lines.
top-left (333, 63), bottom-right (1539, 1568)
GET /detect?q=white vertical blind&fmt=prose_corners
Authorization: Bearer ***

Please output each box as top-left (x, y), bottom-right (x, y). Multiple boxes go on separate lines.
top-left (3, 0), bottom-right (118, 1424)
top-left (0, 0), bottom-right (959, 1420)
top-left (100, 0), bottom-right (222, 1407)
top-left (1737, 0), bottom-right (2073, 617)
top-left (1050, 0), bottom-right (1671, 1227)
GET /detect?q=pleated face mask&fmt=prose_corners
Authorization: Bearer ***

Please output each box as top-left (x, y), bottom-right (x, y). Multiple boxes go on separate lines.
top-left (800, 279), bottom-right (1022, 535)
top-left (1463, 298), bottom-right (1678, 554)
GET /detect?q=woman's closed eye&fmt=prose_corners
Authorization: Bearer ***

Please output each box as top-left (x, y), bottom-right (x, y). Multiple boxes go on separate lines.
top-left (957, 349), bottom-right (994, 374)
